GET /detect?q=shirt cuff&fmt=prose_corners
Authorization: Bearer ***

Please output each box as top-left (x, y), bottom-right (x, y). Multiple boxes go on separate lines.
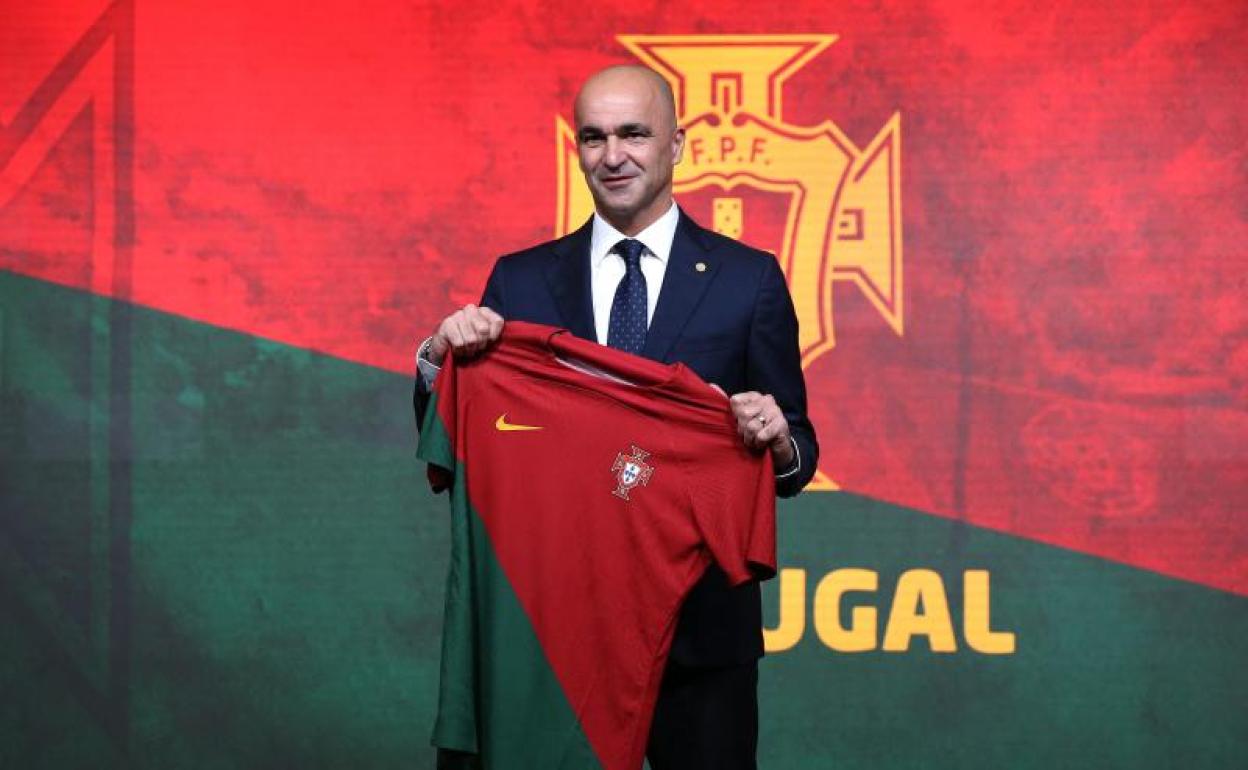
top-left (416, 336), bottom-right (441, 389)
top-left (775, 436), bottom-right (800, 479)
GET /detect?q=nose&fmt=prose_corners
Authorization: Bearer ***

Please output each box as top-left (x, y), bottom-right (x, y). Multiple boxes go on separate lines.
top-left (603, 135), bottom-right (626, 168)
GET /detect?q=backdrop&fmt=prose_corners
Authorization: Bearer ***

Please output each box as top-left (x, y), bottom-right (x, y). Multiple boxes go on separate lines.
top-left (2, 1), bottom-right (1245, 767)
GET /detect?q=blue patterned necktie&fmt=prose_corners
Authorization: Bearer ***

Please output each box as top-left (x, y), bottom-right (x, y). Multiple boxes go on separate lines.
top-left (607, 238), bottom-right (648, 355)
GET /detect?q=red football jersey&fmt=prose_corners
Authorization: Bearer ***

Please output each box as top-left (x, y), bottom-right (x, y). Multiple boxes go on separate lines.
top-left (418, 321), bottom-right (775, 770)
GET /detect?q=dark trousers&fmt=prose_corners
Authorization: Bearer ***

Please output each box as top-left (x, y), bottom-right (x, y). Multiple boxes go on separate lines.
top-left (645, 659), bottom-right (759, 770)
top-left (436, 660), bottom-right (759, 770)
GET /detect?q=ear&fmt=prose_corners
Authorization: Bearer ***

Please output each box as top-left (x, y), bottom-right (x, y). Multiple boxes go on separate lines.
top-left (671, 126), bottom-right (686, 165)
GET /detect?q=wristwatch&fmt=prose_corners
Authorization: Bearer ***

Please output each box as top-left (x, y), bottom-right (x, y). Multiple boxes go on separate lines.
top-left (416, 337), bottom-right (442, 387)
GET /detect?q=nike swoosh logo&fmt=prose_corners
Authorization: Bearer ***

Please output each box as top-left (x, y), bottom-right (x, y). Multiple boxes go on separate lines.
top-left (495, 414), bottom-right (543, 432)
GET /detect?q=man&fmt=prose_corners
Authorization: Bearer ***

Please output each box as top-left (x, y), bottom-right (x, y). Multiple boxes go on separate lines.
top-left (415, 65), bottom-right (817, 769)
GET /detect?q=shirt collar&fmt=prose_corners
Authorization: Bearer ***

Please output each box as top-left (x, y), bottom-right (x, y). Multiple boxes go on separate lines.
top-left (590, 201), bottom-right (680, 267)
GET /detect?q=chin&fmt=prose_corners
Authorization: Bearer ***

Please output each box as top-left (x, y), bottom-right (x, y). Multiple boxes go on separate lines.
top-left (594, 194), bottom-right (639, 219)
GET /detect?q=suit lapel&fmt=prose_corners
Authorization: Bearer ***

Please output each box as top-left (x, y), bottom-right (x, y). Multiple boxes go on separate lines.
top-left (642, 211), bottom-right (718, 362)
top-left (545, 219), bottom-right (597, 342)
top-left (549, 211), bottom-right (718, 357)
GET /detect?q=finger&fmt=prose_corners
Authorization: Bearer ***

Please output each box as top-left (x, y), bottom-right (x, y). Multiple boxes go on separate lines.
top-left (738, 403), bottom-right (768, 424)
top-left (429, 329), bottom-right (451, 360)
top-left (464, 306), bottom-right (503, 349)
top-left (730, 391), bottom-right (760, 407)
top-left (743, 405), bottom-right (783, 442)
top-left (470, 314), bottom-right (493, 341)
top-left (443, 319), bottom-right (467, 352)
top-left (453, 317), bottom-right (486, 356)
top-left (756, 418), bottom-right (789, 446)
top-left (453, 306), bottom-right (477, 350)
top-left (738, 423), bottom-right (755, 445)
top-left (484, 311), bottom-right (505, 341)
top-left (739, 415), bottom-right (767, 447)
top-left (730, 400), bottom-right (759, 422)
top-left (454, 316), bottom-right (480, 349)
top-left (735, 410), bottom-right (758, 432)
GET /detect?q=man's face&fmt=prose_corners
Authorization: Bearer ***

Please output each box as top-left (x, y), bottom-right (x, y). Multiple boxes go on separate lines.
top-left (574, 73), bottom-right (685, 234)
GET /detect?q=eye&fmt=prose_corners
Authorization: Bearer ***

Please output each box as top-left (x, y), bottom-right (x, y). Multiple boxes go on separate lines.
top-left (577, 130), bottom-right (606, 148)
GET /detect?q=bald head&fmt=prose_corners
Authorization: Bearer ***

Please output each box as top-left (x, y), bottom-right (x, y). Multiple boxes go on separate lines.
top-left (572, 65), bottom-right (686, 235)
top-left (575, 65), bottom-right (678, 135)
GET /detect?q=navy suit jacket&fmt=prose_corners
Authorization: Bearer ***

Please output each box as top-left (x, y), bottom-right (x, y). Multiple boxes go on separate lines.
top-left (416, 210), bottom-right (817, 665)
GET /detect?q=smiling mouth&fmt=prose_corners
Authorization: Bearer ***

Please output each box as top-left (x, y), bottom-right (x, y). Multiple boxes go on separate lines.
top-left (601, 176), bottom-right (635, 190)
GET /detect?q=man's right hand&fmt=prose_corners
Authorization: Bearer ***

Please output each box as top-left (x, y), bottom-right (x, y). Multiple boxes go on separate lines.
top-left (427, 304), bottom-right (505, 365)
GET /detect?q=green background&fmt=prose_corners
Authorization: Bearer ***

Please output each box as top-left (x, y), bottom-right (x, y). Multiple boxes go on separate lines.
top-left (2, 273), bottom-right (1244, 768)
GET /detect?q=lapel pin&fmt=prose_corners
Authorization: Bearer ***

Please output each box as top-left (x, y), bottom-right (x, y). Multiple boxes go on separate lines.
top-left (695, 262), bottom-right (707, 273)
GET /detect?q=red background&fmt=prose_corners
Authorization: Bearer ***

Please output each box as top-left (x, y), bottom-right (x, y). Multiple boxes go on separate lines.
top-left (3, 0), bottom-right (1245, 593)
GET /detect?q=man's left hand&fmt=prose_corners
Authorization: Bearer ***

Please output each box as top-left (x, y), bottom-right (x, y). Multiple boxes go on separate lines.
top-left (729, 392), bottom-right (795, 470)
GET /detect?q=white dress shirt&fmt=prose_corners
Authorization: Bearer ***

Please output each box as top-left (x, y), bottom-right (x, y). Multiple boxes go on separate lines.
top-left (588, 202), bottom-right (680, 345)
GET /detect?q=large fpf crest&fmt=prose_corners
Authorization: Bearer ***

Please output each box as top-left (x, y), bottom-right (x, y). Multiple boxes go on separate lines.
top-left (556, 34), bottom-right (904, 368)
